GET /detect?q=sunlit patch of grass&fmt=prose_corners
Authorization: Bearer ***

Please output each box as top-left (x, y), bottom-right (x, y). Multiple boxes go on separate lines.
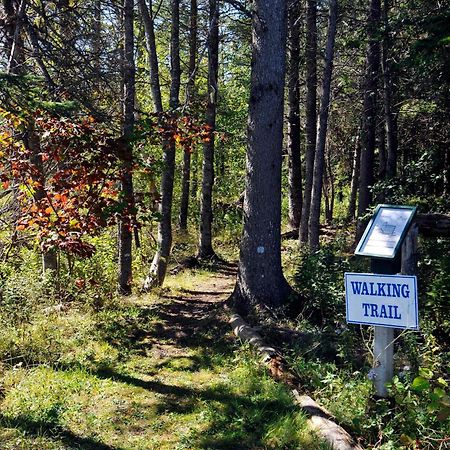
top-left (0, 261), bottom-right (317, 449)
top-left (163, 268), bottom-right (214, 294)
top-left (0, 310), bottom-right (119, 371)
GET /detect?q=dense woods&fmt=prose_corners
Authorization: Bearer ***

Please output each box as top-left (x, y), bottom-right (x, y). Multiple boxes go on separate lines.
top-left (0, 0), bottom-right (449, 448)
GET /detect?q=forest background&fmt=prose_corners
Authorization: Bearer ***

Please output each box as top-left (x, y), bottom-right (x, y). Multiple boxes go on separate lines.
top-left (0, 0), bottom-right (449, 448)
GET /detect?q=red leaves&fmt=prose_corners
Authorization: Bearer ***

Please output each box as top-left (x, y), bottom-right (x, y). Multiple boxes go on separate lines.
top-left (1, 112), bottom-right (125, 257)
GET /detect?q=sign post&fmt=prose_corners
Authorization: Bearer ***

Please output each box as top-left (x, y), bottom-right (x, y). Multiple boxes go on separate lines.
top-left (348, 205), bottom-right (417, 397)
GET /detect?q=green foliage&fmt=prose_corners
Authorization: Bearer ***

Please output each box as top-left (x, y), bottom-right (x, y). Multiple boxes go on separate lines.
top-left (0, 73), bottom-right (78, 118)
top-left (293, 244), bottom-right (351, 325)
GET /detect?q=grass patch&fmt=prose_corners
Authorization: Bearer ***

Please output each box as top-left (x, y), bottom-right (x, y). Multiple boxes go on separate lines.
top-left (0, 267), bottom-right (321, 449)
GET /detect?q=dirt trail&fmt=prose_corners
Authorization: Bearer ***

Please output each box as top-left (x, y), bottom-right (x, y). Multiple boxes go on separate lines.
top-left (146, 261), bottom-right (237, 362)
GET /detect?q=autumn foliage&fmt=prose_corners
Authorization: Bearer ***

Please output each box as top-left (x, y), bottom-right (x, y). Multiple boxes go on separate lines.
top-left (0, 109), bottom-right (210, 257)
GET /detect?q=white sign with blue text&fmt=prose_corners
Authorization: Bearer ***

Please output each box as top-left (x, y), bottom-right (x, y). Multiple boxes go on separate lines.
top-left (345, 273), bottom-right (418, 330)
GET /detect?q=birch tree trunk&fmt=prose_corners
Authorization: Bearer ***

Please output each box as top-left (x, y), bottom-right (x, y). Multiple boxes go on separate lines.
top-left (308, 0), bottom-right (338, 250)
top-left (118, 0), bottom-right (135, 294)
top-left (287, 0), bottom-right (302, 231)
top-left (299, 0), bottom-right (317, 244)
top-left (356, 0), bottom-right (381, 240)
top-left (231, 0), bottom-right (295, 315)
top-left (144, 0), bottom-right (181, 288)
top-left (198, 0), bottom-right (219, 259)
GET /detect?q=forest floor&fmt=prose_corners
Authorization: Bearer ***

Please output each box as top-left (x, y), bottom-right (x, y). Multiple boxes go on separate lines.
top-left (0, 261), bottom-right (323, 450)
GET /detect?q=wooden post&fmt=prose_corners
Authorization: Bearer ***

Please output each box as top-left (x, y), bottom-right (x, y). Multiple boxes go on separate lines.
top-left (370, 257), bottom-right (399, 397)
top-left (372, 223), bottom-right (417, 397)
top-left (401, 222), bottom-right (418, 275)
top-left (373, 326), bottom-right (394, 397)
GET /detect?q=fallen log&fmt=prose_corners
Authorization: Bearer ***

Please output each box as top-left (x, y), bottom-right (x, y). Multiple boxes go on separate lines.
top-left (229, 313), bottom-right (364, 450)
top-left (293, 391), bottom-right (364, 450)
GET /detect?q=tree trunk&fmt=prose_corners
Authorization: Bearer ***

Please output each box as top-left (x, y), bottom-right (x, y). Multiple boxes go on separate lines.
top-left (308, 0), bottom-right (338, 251)
top-left (382, 0), bottom-right (398, 180)
top-left (118, 0), bottom-right (135, 295)
top-left (356, 0), bottom-right (381, 240)
top-left (198, 0), bottom-right (219, 259)
top-left (231, 0), bottom-right (295, 315)
top-left (299, 0), bottom-right (317, 244)
top-left (347, 133), bottom-right (361, 221)
top-left (144, 0), bottom-right (181, 288)
top-left (179, 0), bottom-right (198, 230)
top-left (286, 0), bottom-right (302, 231)
top-left (92, 0), bottom-right (102, 85)
top-left (4, 0), bottom-right (26, 74)
top-left (25, 125), bottom-right (59, 273)
top-left (139, 0), bottom-right (163, 113)
top-left (324, 146), bottom-right (335, 224)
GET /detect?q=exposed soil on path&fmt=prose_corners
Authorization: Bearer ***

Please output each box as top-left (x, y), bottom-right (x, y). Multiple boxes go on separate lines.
top-left (145, 261), bottom-right (238, 364)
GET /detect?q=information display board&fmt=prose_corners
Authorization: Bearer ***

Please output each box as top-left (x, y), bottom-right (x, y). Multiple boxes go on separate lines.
top-left (345, 272), bottom-right (419, 330)
top-left (355, 205), bottom-right (416, 259)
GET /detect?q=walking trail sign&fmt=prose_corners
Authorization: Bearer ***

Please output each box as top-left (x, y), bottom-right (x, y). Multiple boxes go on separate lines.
top-left (345, 272), bottom-right (418, 330)
top-left (348, 204), bottom-right (418, 397)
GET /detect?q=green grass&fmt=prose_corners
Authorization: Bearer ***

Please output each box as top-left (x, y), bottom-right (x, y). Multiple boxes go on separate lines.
top-left (0, 268), bottom-right (328, 449)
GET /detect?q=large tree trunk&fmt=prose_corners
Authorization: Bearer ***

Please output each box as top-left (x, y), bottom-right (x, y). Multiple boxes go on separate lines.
top-left (118, 0), bottom-right (135, 294)
top-left (231, 0), bottom-right (294, 315)
top-left (4, 1), bottom-right (57, 271)
top-left (286, 0), bottom-right (302, 231)
top-left (356, 0), bottom-right (381, 240)
top-left (308, 0), bottom-right (338, 250)
top-left (299, 0), bottom-right (317, 244)
top-left (198, 0), bottom-right (219, 259)
top-left (179, 0), bottom-right (198, 230)
top-left (382, 0), bottom-right (398, 180)
top-left (144, 0), bottom-right (181, 288)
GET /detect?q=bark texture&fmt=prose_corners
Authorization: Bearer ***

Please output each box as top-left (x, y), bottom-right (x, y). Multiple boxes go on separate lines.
top-left (179, 0), bottom-right (198, 230)
top-left (144, 0), bottom-right (180, 288)
top-left (299, 0), bottom-right (317, 244)
top-left (308, 0), bottom-right (338, 250)
top-left (286, 0), bottom-right (302, 231)
top-left (198, 0), bottom-right (219, 259)
top-left (356, 0), bottom-right (381, 240)
top-left (231, 0), bottom-right (294, 314)
top-left (139, 0), bottom-right (163, 113)
top-left (118, 0), bottom-right (135, 295)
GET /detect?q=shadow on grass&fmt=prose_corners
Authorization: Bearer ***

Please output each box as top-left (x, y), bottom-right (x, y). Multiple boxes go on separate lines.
top-left (144, 299), bottom-right (233, 354)
top-left (0, 414), bottom-right (121, 450)
top-left (91, 367), bottom-right (299, 449)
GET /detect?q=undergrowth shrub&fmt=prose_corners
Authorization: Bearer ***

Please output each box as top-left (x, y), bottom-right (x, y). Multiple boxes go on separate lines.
top-left (293, 244), bottom-right (350, 326)
top-left (290, 235), bottom-right (449, 449)
top-left (0, 311), bottom-right (119, 371)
